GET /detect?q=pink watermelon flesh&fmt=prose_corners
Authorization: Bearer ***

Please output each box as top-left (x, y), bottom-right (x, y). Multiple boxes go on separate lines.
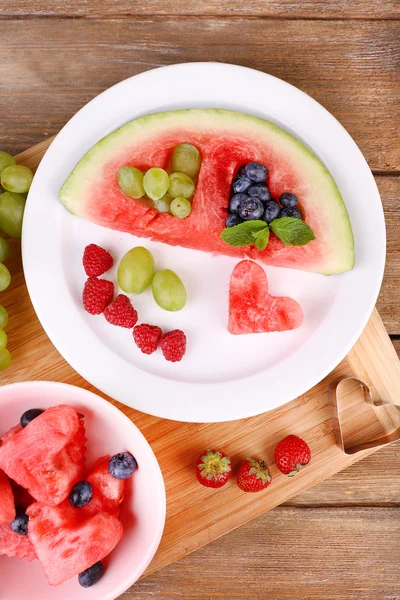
top-left (0, 469), bottom-right (15, 524)
top-left (228, 260), bottom-right (303, 334)
top-left (0, 424), bottom-right (22, 445)
top-left (0, 523), bottom-right (37, 562)
top-left (84, 455), bottom-right (125, 517)
top-left (10, 480), bottom-right (35, 512)
top-left (59, 110), bottom-right (354, 275)
top-left (0, 405), bottom-right (86, 506)
top-left (27, 502), bottom-right (123, 586)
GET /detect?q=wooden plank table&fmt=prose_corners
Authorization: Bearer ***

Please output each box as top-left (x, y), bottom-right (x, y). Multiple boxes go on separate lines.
top-left (1, 3), bottom-right (399, 598)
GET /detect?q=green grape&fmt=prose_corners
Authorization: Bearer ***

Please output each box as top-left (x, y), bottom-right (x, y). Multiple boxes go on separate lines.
top-left (143, 168), bottom-right (169, 201)
top-left (0, 152), bottom-right (15, 176)
top-left (152, 269), bottom-right (187, 312)
top-left (0, 192), bottom-right (26, 237)
top-left (0, 305), bottom-right (8, 329)
top-left (170, 197), bottom-right (192, 219)
top-left (168, 172), bottom-right (195, 200)
top-left (0, 329), bottom-right (7, 351)
top-left (154, 193), bottom-right (172, 214)
top-left (0, 238), bottom-right (8, 262)
top-left (1, 165), bottom-right (33, 194)
top-left (171, 143), bottom-right (201, 180)
top-left (117, 247), bottom-right (154, 294)
top-left (0, 263), bottom-right (11, 291)
top-left (0, 348), bottom-right (11, 371)
top-left (118, 166), bottom-right (145, 199)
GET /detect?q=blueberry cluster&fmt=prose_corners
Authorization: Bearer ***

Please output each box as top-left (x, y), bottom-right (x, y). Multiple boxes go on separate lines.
top-left (225, 162), bottom-right (302, 228)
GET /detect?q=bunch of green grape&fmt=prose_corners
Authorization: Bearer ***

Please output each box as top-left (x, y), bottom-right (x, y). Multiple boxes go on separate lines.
top-left (0, 151), bottom-right (34, 371)
top-left (117, 143), bottom-right (201, 220)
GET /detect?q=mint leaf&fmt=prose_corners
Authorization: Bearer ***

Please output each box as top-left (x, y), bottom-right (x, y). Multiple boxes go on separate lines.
top-left (270, 217), bottom-right (316, 246)
top-left (252, 226), bottom-right (270, 251)
top-left (220, 220), bottom-right (269, 247)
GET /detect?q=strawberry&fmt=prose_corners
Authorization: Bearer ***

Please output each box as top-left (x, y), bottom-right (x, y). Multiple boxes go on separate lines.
top-left (160, 329), bottom-right (186, 362)
top-left (237, 458), bottom-right (272, 492)
top-left (196, 450), bottom-right (232, 489)
top-left (133, 324), bottom-right (162, 355)
top-left (83, 244), bottom-right (113, 277)
top-left (82, 277), bottom-right (114, 315)
top-left (104, 294), bottom-right (138, 328)
top-left (274, 434), bottom-right (311, 476)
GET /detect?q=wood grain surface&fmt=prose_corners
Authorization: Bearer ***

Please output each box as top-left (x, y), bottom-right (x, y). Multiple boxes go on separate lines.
top-left (3, 0), bottom-right (400, 19)
top-left (0, 19), bottom-right (399, 171)
top-left (1, 3), bottom-right (399, 598)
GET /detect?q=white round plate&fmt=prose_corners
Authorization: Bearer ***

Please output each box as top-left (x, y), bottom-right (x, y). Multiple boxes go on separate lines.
top-left (22, 62), bottom-right (385, 423)
top-left (0, 381), bottom-right (166, 600)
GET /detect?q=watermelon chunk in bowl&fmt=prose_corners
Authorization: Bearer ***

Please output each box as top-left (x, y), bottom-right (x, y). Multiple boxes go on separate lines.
top-left (0, 405), bottom-right (86, 506)
top-left (0, 382), bottom-right (166, 600)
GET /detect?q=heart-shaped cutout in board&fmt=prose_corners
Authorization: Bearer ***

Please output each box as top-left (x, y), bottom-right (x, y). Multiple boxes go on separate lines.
top-left (329, 377), bottom-right (400, 455)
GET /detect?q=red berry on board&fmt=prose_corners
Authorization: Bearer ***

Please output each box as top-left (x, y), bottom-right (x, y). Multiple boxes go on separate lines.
top-left (274, 434), bottom-right (311, 476)
top-left (237, 458), bottom-right (272, 492)
top-left (83, 244), bottom-right (113, 277)
top-left (133, 324), bottom-right (162, 355)
top-left (104, 294), bottom-right (138, 328)
top-left (160, 330), bottom-right (186, 363)
top-left (82, 277), bottom-right (114, 315)
top-left (196, 450), bottom-right (232, 489)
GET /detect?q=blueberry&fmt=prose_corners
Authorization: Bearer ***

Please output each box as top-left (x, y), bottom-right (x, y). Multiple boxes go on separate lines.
top-left (229, 193), bottom-right (248, 214)
top-left (237, 165), bottom-right (247, 177)
top-left (11, 513), bottom-right (29, 536)
top-left (248, 184), bottom-right (271, 203)
top-left (78, 561), bottom-right (104, 588)
top-left (238, 198), bottom-right (265, 221)
top-left (108, 452), bottom-right (138, 480)
top-left (278, 207), bottom-right (302, 219)
top-left (20, 408), bottom-right (44, 428)
top-left (279, 192), bottom-right (298, 208)
top-left (69, 481), bottom-right (93, 508)
top-left (225, 214), bottom-right (243, 228)
top-left (231, 176), bottom-right (252, 194)
top-left (244, 162), bottom-right (268, 183)
top-left (263, 201), bottom-right (281, 224)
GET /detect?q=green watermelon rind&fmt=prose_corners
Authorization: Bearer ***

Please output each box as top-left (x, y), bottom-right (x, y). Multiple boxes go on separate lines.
top-left (59, 109), bottom-right (354, 275)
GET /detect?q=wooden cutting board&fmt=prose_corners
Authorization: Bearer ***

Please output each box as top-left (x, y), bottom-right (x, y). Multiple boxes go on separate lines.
top-left (2, 137), bottom-right (400, 577)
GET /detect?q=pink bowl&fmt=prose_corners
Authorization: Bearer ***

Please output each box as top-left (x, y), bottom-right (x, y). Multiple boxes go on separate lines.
top-left (0, 381), bottom-right (166, 600)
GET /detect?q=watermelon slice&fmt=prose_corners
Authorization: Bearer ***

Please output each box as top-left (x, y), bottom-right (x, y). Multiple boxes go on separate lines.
top-left (0, 405), bottom-right (86, 506)
top-left (59, 109), bottom-right (354, 275)
top-left (0, 469), bottom-right (15, 524)
top-left (27, 502), bottom-right (123, 586)
top-left (0, 523), bottom-right (37, 562)
top-left (228, 260), bottom-right (303, 334)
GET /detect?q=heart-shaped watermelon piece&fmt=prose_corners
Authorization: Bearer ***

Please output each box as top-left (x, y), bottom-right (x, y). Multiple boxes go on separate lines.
top-left (0, 405), bottom-right (86, 506)
top-left (228, 260), bottom-right (303, 334)
top-left (27, 502), bottom-right (123, 586)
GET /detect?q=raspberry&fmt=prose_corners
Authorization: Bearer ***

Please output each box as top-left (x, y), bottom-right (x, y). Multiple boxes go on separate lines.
top-left (160, 330), bottom-right (186, 362)
top-left (133, 324), bottom-right (162, 355)
top-left (104, 294), bottom-right (138, 328)
top-left (83, 244), bottom-right (113, 277)
top-left (82, 277), bottom-right (114, 315)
